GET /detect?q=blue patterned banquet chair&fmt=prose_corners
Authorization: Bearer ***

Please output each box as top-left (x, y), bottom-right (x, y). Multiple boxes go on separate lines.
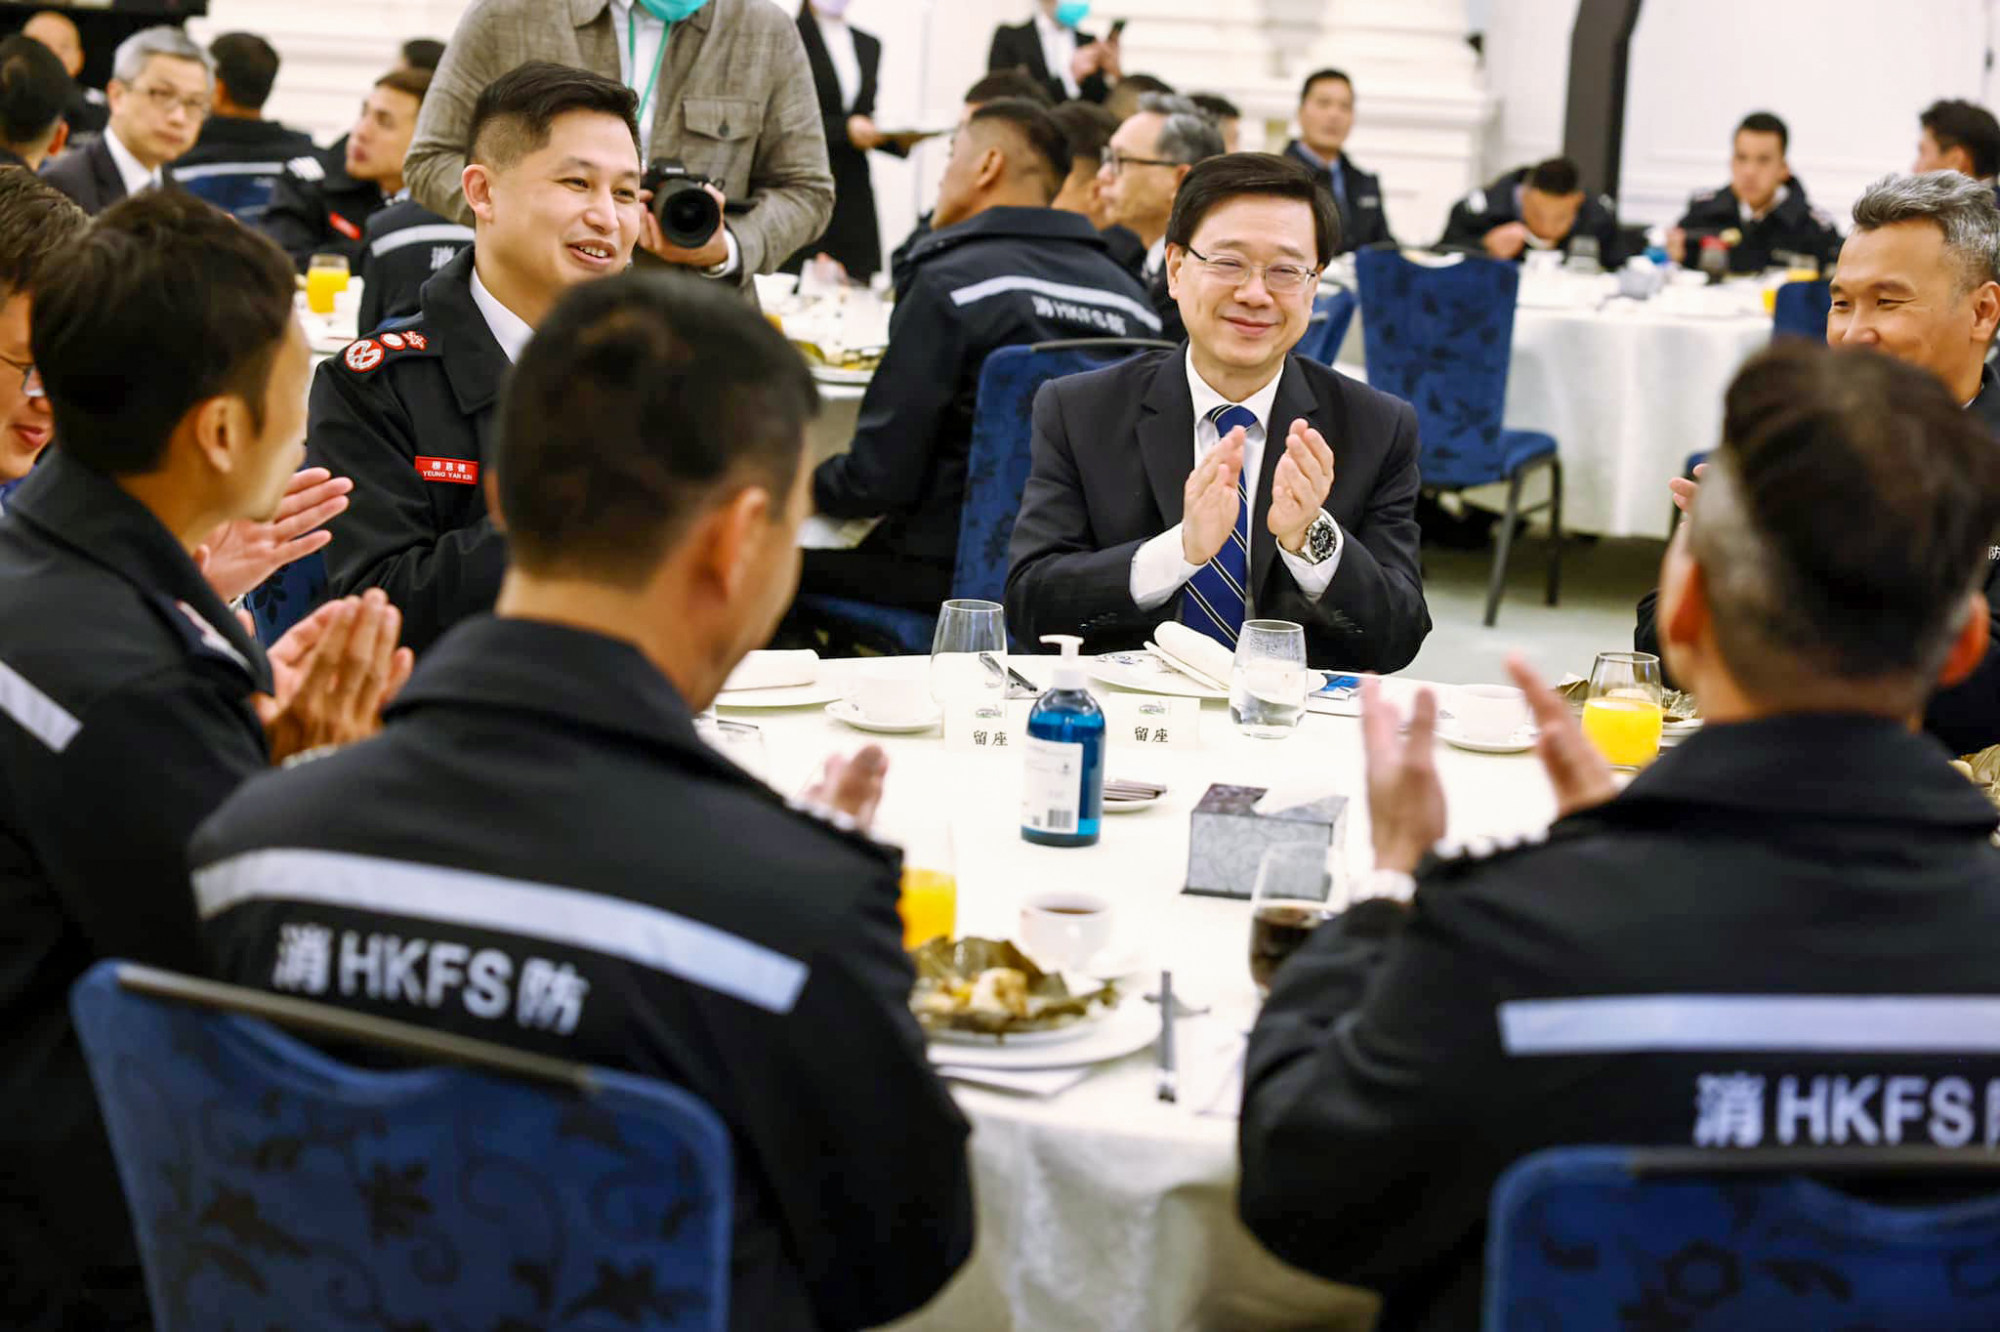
top-left (70, 961), bottom-right (733, 1332)
top-left (1355, 247), bottom-right (1562, 626)
top-left (1771, 279), bottom-right (1832, 343)
top-left (1296, 286), bottom-right (1360, 367)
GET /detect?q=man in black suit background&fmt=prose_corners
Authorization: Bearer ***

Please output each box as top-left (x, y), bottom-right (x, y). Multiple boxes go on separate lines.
top-left (40, 25), bottom-right (206, 215)
top-left (988, 0), bottom-right (1120, 106)
top-left (1098, 92), bottom-right (1224, 343)
top-left (1007, 152), bottom-right (1430, 671)
top-left (1283, 69), bottom-right (1394, 253)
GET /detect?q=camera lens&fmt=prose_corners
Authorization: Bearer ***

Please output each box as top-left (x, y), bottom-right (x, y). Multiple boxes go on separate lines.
top-left (654, 179), bottom-right (722, 250)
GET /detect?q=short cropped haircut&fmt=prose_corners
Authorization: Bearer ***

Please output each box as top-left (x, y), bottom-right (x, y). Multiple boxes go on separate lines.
top-left (111, 25), bottom-right (210, 86)
top-left (1691, 342), bottom-right (2000, 699)
top-left (1139, 92), bottom-right (1224, 167)
top-left (1922, 99), bottom-right (2000, 180)
top-left (375, 67), bottom-right (432, 106)
top-left (1166, 152), bottom-right (1340, 265)
top-left (0, 169), bottom-right (86, 298)
top-left (1188, 92), bottom-right (1241, 123)
top-left (209, 32), bottom-right (279, 110)
top-left (1850, 171), bottom-right (2000, 294)
top-left (969, 98), bottom-right (1071, 198)
top-left (467, 61), bottom-right (639, 171)
top-left (0, 34), bottom-right (69, 148)
top-left (1048, 101), bottom-right (1118, 166)
top-left (401, 38), bottom-right (446, 73)
top-left (1299, 68), bottom-right (1352, 102)
top-left (1736, 110), bottom-right (1788, 153)
top-left (31, 192), bottom-right (296, 475)
top-left (1525, 156), bottom-right (1582, 196)
top-left (497, 273), bottom-right (819, 586)
top-left (965, 69), bottom-right (1051, 107)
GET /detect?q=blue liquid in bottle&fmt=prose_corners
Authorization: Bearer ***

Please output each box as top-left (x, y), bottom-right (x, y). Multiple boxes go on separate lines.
top-left (1022, 635), bottom-right (1104, 847)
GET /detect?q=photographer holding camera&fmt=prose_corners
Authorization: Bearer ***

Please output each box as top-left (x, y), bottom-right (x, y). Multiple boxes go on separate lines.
top-left (405, 0), bottom-right (833, 289)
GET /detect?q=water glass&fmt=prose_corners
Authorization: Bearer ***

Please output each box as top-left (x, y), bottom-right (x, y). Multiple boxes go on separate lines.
top-left (930, 598), bottom-right (1008, 709)
top-left (1581, 650), bottom-right (1664, 769)
top-left (1231, 620), bottom-right (1308, 739)
top-left (1249, 843), bottom-right (1341, 996)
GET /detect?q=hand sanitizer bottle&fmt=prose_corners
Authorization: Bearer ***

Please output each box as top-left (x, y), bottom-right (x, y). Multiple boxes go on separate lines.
top-left (1022, 634), bottom-right (1105, 847)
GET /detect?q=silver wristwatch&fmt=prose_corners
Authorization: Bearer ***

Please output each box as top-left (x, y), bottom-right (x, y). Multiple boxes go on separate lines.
top-left (1298, 513), bottom-right (1339, 565)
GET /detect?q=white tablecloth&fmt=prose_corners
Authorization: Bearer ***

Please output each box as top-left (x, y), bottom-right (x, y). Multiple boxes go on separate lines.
top-left (719, 656), bottom-right (1562, 1332)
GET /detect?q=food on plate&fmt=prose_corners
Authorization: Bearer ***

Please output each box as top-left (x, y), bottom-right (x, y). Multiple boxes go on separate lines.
top-left (789, 339), bottom-right (884, 373)
top-left (908, 937), bottom-right (1118, 1037)
top-left (1955, 744), bottom-right (2000, 811)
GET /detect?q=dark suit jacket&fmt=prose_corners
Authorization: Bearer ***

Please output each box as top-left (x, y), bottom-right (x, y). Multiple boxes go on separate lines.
top-left (987, 20), bottom-right (1110, 105)
top-left (39, 134), bottom-right (129, 215)
top-left (1006, 349), bottom-right (1431, 670)
top-left (786, 10), bottom-right (902, 279)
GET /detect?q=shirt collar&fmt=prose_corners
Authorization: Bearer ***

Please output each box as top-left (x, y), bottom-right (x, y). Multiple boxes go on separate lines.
top-left (1143, 235), bottom-right (1167, 277)
top-left (1034, 9), bottom-right (1067, 34)
top-left (1741, 182), bottom-right (1790, 223)
top-left (103, 126), bottom-right (160, 196)
top-left (1183, 345), bottom-right (1282, 430)
top-left (469, 265), bottom-right (535, 365)
top-left (1291, 141), bottom-right (1337, 173)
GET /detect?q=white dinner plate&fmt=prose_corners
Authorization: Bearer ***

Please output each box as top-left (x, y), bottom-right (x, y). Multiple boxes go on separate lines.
top-left (1437, 723), bottom-right (1538, 755)
top-left (810, 365), bottom-right (874, 386)
top-left (925, 999), bottom-right (1161, 1070)
top-left (926, 1001), bottom-right (1116, 1048)
top-left (1102, 793), bottom-right (1164, 814)
top-left (713, 681), bottom-right (846, 710)
top-left (825, 699), bottom-right (942, 734)
top-left (1089, 652), bottom-right (1327, 702)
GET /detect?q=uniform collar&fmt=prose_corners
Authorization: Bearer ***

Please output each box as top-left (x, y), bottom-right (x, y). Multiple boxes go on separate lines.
top-left (1611, 712), bottom-right (1998, 832)
top-left (909, 204), bottom-right (1106, 264)
top-left (1737, 182), bottom-right (1792, 223)
top-left (469, 265), bottom-right (535, 365)
top-left (1965, 363), bottom-right (2000, 435)
top-left (419, 247), bottom-right (512, 416)
top-left (5, 450), bottom-right (271, 691)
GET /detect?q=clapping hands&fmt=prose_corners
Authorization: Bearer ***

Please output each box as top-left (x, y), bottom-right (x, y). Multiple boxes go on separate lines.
top-left (1181, 426), bottom-right (1245, 566)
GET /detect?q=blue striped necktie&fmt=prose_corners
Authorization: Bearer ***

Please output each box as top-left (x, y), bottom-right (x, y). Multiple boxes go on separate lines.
top-left (1180, 403), bottom-right (1259, 647)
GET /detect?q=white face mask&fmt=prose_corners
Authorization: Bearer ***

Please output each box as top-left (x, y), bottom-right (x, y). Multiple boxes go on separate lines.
top-left (815, 0), bottom-right (851, 16)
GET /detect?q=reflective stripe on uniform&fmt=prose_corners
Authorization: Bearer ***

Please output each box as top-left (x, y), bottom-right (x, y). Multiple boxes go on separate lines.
top-left (1499, 994), bottom-right (2000, 1056)
top-left (0, 658), bottom-right (81, 752)
top-left (172, 161), bottom-right (287, 182)
top-left (194, 846), bottom-right (812, 1014)
top-left (947, 274), bottom-right (1164, 332)
top-left (369, 222), bottom-right (475, 259)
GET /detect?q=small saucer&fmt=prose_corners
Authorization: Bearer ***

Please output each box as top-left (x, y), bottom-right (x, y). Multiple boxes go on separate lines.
top-left (825, 699), bottom-right (942, 734)
top-left (1102, 792), bottom-right (1164, 814)
top-left (1437, 723), bottom-right (1537, 754)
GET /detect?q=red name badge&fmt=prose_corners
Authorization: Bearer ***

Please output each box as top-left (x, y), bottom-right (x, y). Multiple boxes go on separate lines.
top-left (415, 456), bottom-right (479, 485)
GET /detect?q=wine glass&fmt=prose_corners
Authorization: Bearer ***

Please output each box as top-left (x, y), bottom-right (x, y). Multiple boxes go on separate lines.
top-left (1248, 842), bottom-right (1342, 996)
top-left (1231, 620), bottom-right (1308, 739)
top-left (1581, 651), bottom-right (1664, 769)
top-left (930, 598), bottom-right (1008, 710)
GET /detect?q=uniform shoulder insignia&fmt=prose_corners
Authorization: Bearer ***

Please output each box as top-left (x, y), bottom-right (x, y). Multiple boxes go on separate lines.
top-left (1691, 187), bottom-right (1720, 203)
top-left (286, 154), bottom-right (325, 183)
top-left (341, 329), bottom-right (434, 375)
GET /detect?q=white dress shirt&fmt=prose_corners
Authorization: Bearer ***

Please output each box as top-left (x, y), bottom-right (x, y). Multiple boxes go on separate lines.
top-left (104, 127), bottom-right (162, 198)
top-left (1034, 10), bottom-right (1081, 100)
top-left (1128, 349), bottom-right (1345, 611)
top-left (470, 266), bottom-right (535, 364)
top-left (817, 14), bottom-right (863, 112)
top-left (1741, 182), bottom-right (1790, 224)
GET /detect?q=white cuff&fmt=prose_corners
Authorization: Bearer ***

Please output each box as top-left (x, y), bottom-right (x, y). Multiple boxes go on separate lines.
top-left (1278, 512), bottom-right (1344, 602)
top-left (703, 228), bottom-right (741, 279)
top-left (1130, 524), bottom-right (1204, 610)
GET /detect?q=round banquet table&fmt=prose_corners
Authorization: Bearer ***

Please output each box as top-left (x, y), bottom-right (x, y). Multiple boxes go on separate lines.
top-left (717, 656), bottom-right (1563, 1332)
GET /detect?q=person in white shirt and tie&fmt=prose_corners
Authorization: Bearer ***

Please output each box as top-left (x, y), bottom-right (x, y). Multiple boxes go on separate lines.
top-left (41, 26), bottom-right (209, 216)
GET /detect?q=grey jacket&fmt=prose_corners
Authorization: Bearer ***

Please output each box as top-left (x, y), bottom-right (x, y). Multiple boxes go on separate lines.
top-left (404, 0), bottom-right (835, 286)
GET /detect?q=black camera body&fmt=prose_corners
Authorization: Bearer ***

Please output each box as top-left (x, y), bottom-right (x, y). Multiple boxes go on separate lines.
top-left (642, 159), bottom-right (723, 250)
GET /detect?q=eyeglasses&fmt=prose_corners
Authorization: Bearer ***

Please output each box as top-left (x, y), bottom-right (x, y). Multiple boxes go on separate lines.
top-left (1099, 148), bottom-right (1179, 177)
top-left (1184, 246), bottom-right (1321, 296)
top-left (135, 84), bottom-right (211, 120)
top-left (0, 354), bottom-right (38, 400)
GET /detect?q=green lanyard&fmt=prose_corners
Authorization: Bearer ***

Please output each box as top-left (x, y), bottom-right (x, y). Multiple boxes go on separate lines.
top-left (627, 9), bottom-right (669, 136)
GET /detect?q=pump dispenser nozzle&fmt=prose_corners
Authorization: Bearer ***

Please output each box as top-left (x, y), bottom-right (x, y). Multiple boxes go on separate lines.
top-left (1041, 634), bottom-right (1086, 690)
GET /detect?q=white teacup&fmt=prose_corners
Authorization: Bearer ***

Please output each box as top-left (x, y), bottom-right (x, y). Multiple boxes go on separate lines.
top-left (1451, 684), bottom-right (1530, 744)
top-left (1019, 891), bottom-right (1115, 972)
top-left (849, 675), bottom-right (931, 724)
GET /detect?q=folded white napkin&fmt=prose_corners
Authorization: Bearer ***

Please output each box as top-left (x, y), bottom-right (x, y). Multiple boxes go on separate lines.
top-left (935, 1064), bottom-right (1092, 1097)
top-left (1153, 621), bottom-right (1235, 686)
top-left (722, 649), bottom-right (818, 693)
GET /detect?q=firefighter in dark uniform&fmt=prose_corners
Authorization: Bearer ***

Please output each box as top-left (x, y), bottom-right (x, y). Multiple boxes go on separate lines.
top-left (0, 194), bottom-right (406, 1332)
top-left (258, 67), bottom-right (429, 271)
top-left (1439, 157), bottom-right (1623, 264)
top-left (1240, 343), bottom-right (2000, 1332)
top-left (354, 189), bottom-right (472, 332)
top-left (1285, 69), bottom-right (1395, 254)
top-left (803, 100), bottom-right (1158, 614)
top-left (195, 273), bottom-right (974, 1332)
top-left (1670, 112), bottom-right (1840, 274)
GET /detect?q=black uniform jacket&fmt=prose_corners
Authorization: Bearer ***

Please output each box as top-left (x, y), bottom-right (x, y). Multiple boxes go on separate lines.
top-left (0, 451), bottom-right (272, 1331)
top-left (1005, 348), bottom-right (1431, 670)
top-left (1283, 141), bottom-right (1396, 253)
top-left (170, 114), bottom-right (317, 222)
top-left (1438, 165), bottom-right (1623, 263)
top-left (355, 194), bottom-right (473, 333)
top-left (1636, 368), bottom-right (2000, 755)
top-left (307, 247), bottom-right (506, 656)
top-left (813, 205), bottom-right (1156, 569)
top-left (258, 147), bottom-right (390, 271)
top-left (1675, 179), bottom-right (1841, 274)
top-left (786, 9), bottom-right (904, 280)
top-left (1240, 714), bottom-right (2000, 1332)
top-left (191, 615), bottom-right (975, 1332)
top-left (987, 19), bottom-right (1110, 105)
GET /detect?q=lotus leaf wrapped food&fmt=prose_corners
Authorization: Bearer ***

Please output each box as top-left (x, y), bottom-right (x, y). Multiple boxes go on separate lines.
top-left (907, 936), bottom-right (1119, 1038)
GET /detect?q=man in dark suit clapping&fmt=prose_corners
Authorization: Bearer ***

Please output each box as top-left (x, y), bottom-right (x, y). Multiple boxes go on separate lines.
top-left (1006, 152), bottom-right (1430, 671)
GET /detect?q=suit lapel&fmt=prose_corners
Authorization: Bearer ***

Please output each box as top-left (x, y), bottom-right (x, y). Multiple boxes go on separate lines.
top-left (93, 138), bottom-right (124, 208)
top-left (1252, 356), bottom-right (1326, 595)
top-left (1137, 353), bottom-right (1194, 529)
top-left (797, 12), bottom-right (841, 118)
top-left (1018, 24), bottom-right (1053, 84)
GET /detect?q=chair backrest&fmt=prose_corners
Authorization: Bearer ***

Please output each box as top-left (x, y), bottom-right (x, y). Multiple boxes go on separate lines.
top-left (174, 162), bottom-right (288, 224)
top-left (1355, 247), bottom-right (1521, 491)
top-left (1485, 1145), bottom-right (2000, 1331)
top-left (70, 961), bottom-right (733, 1332)
top-left (1295, 286), bottom-right (1360, 366)
top-left (245, 550), bottom-right (328, 647)
top-left (951, 337), bottom-right (1175, 604)
top-left (1772, 279), bottom-right (1831, 343)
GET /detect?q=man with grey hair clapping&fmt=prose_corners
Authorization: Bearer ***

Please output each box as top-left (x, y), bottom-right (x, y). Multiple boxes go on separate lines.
top-left (40, 25), bottom-right (209, 214)
top-left (1098, 91), bottom-right (1225, 341)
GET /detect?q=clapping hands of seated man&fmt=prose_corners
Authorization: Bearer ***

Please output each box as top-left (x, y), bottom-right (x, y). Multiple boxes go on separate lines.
top-left (194, 464), bottom-right (352, 602)
top-left (1180, 418), bottom-right (1339, 565)
top-left (253, 587), bottom-right (413, 763)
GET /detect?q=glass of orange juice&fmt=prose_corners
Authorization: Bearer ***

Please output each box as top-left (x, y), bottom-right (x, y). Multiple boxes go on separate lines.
top-left (897, 825), bottom-right (957, 950)
top-left (1581, 651), bottom-right (1664, 769)
top-left (306, 253), bottom-right (350, 315)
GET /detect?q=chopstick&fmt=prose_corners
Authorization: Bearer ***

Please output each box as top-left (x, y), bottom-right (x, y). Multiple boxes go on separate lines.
top-left (1156, 969), bottom-right (1178, 1103)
